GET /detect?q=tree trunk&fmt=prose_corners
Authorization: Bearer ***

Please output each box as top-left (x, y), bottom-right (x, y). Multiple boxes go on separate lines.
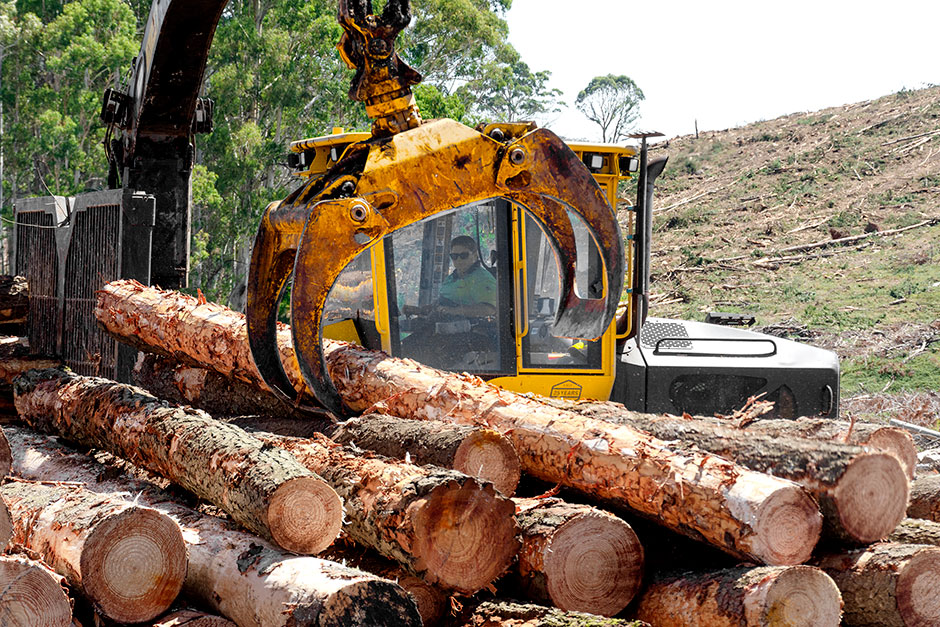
top-left (633, 565), bottom-right (842, 627)
top-left (148, 610), bottom-right (235, 627)
top-left (330, 413), bottom-right (521, 497)
top-left (815, 542), bottom-right (940, 626)
top-left (0, 554), bottom-right (73, 627)
top-left (12, 369), bottom-right (343, 555)
top-left (447, 600), bottom-right (650, 626)
top-left (0, 480), bottom-right (186, 624)
top-left (889, 518), bottom-right (940, 546)
top-left (255, 431), bottom-right (519, 594)
top-left (552, 407), bottom-right (909, 544)
top-left (94, 281), bottom-right (823, 566)
top-left (512, 497), bottom-right (643, 616)
top-left (6, 426), bottom-right (423, 627)
top-left (907, 474), bottom-right (940, 522)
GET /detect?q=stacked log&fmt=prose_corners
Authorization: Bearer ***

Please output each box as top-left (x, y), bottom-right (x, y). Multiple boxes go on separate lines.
top-left (12, 369), bottom-right (344, 554)
top-left (149, 610), bottom-right (235, 627)
top-left (0, 480), bottom-right (187, 624)
top-left (0, 276), bottom-right (28, 328)
top-left (95, 280), bottom-right (823, 566)
top-left (448, 600), bottom-right (651, 626)
top-left (0, 554), bottom-right (73, 627)
top-left (907, 474), bottom-right (940, 521)
top-left (889, 518), bottom-right (940, 546)
top-left (815, 543), bottom-right (940, 626)
top-left (5, 426), bottom-right (423, 627)
top-left (512, 497), bottom-right (643, 616)
top-left (633, 565), bottom-right (843, 627)
top-left (253, 430), bottom-right (519, 594)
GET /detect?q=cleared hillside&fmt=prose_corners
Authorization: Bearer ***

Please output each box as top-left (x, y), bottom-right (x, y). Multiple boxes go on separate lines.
top-left (629, 86), bottom-right (940, 423)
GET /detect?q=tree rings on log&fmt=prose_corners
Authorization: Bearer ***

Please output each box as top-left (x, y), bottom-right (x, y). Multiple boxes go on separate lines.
top-left (0, 555), bottom-right (72, 627)
top-left (908, 474), bottom-right (940, 523)
top-left (830, 451), bottom-right (910, 543)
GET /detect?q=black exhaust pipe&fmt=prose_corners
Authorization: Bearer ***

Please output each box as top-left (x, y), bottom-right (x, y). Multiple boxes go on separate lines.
top-left (630, 133), bottom-right (667, 333)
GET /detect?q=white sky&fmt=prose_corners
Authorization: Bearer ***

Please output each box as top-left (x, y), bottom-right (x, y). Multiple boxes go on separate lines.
top-left (505, 0), bottom-right (940, 142)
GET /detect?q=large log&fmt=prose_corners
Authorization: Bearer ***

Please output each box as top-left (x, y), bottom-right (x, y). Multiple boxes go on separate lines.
top-left (95, 280), bottom-right (823, 565)
top-left (330, 413), bottom-right (521, 497)
top-left (512, 497), bottom-right (643, 616)
top-left (815, 542), bottom-right (940, 626)
top-left (255, 431), bottom-right (519, 594)
top-left (907, 473), bottom-right (940, 522)
top-left (546, 406), bottom-right (909, 544)
top-left (0, 554), bottom-right (73, 627)
top-left (6, 426), bottom-right (423, 627)
top-left (447, 600), bottom-right (650, 626)
top-left (633, 565), bottom-right (842, 627)
top-left (0, 479), bottom-right (186, 624)
top-left (12, 369), bottom-right (343, 554)
top-left (889, 518), bottom-right (940, 546)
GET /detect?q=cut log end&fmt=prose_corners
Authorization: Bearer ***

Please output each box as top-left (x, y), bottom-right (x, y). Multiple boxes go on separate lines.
top-left (751, 483), bottom-right (822, 565)
top-left (0, 556), bottom-right (72, 627)
top-left (866, 428), bottom-right (917, 480)
top-left (543, 511), bottom-right (643, 616)
top-left (412, 478), bottom-right (519, 593)
top-left (762, 566), bottom-right (842, 626)
top-left (452, 430), bottom-right (521, 497)
top-left (80, 506), bottom-right (187, 624)
top-left (319, 578), bottom-right (422, 627)
top-left (267, 475), bottom-right (344, 555)
top-left (834, 452), bottom-right (909, 543)
top-left (897, 546), bottom-right (940, 626)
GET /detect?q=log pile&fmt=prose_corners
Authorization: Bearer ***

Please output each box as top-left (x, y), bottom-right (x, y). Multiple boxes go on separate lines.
top-left (0, 279), bottom-right (932, 624)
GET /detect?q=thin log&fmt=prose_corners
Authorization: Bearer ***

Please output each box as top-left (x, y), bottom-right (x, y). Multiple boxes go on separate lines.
top-left (0, 480), bottom-right (186, 624)
top-left (551, 405), bottom-right (909, 544)
top-left (12, 369), bottom-right (343, 555)
top-left (255, 431), bottom-right (519, 594)
top-left (94, 281), bottom-right (823, 565)
top-left (633, 565), bottom-right (842, 627)
top-left (0, 276), bottom-right (28, 325)
top-left (772, 218), bottom-right (937, 255)
top-left (512, 497), bottom-right (643, 616)
top-left (907, 474), bottom-right (940, 522)
top-left (330, 413), bottom-right (521, 496)
top-left (449, 600), bottom-right (649, 626)
top-left (6, 426), bottom-right (423, 627)
top-left (148, 610), bottom-right (235, 627)
top-left (0, 358), bottom-right (59, 384)
top-left (816, 542), bottom-right (940, 626)
top-left (888, 518), bottom-right (940, 546)
top-left (0, 336), bottom-right (30, 359)
top-left (0, 554), bottom-right (73, 627)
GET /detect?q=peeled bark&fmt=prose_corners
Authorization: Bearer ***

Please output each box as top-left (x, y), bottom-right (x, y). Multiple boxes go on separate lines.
top-left (0, 480), bottom-right (186, 624)
top-left (257, 431), bottom-right (519, 594)
top-left (634, 565), bottom-right (842, 627)
top-left (450, 600), bottom-right (649, 626)
top-left (149, 610), bottom-right (235, 627)
top-left (6, 426), bottom-right (422, 627)
top-left (553, 408), bottom-right (909, 544)
top-left (889, 518), bottom-right (940, 546)
top-left (13, 369), bottom-right (343, 555)
top-left (816, 542), bottom-right (940, 626)
top-left (0, 554), bottom-right (72, 627)
top-left (95, 281), bottom-right (823, 566)
top-left (330, 413), bottom-right (521, 496)
top-left (512, 497), bottom-right (643, 616)
top-left (907, 474), bottom-right (940, 522)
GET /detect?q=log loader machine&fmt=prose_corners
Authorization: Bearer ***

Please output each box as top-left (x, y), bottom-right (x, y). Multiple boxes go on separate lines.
top-left (97, 0), bottom-right (839, 419)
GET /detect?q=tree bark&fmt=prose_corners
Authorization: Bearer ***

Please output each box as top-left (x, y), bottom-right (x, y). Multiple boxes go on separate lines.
top-left (0, 275), bottom-right (28, 326)
top-left (0, 494), bottom-right (11, 550)
top-left (0, 424), bottom-right (10, 478)
top-left (907, 474), bottom-right (940, 522)
top-left (633, 565), bottom-right (842, 627)
top-left (94, 280), bottom-right (823, 566)
top-left (0, 554), bottom-right (73, 627)
top-left (255, 431), bottom-right (519, 594)
top-left (550, 407), bottom-right (909, 544)
top-left (512, 497), bottom-right (643, 616)
top-left (330, 413), bottom-right (521, 497)
top-left (148, 610), bottom-right (235, 627)
top-left (815, 542), bottom-right (940, 626)
top-left (0, 357), bottom-right (60, 384)
top-left (888, 518), bottom-right (940, 546)
top-left (12, 369), bottom-right (343, 555)
top-left (447, 600), bottom-right (650, 626)
top-left (0, 480), bottom-right (186, 624)
top-left (6, 425), bottom-right (423, 627)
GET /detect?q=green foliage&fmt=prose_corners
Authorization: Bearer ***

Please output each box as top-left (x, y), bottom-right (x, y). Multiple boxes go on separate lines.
top-left (575, 74), bottom-right (644, 143)
top-left (460, 47), bottom-right (562, 123)
top-left (414, 83), bottom-right (467, 121)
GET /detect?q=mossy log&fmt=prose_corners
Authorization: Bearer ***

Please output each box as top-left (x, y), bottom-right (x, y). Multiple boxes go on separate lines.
top-left (256, 431), bottom-right (519, 594)
top-left (815, 542), bottom-right (940, 626)
top-left (907, 473), bottom-right (940, 522)
top-left (12, 369), bottom-right (343, 554)
top-left (633, 565), bottom-right (842, 627)
top-left (0, 554), bottom-right (73, 627)
top-left (94, 280), bottom-right (823, 566)
top-left (0, 480), bottom-right (186, 624)
top-left (446, 600), bottom-right (650, 626)
top-left (512, 497), bottom-right (643, 616)
top-left (6, 426), bottom-right (422, 627)
top-left (549, 406), bottom-right (909, 544)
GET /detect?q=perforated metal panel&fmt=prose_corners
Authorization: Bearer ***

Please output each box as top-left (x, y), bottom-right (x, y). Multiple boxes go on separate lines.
top-left (639, 320), bottom-right (692, 350)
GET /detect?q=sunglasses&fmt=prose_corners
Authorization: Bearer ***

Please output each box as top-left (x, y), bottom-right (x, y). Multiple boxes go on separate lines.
top-left (449, 251), bottom-right (471, 261)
